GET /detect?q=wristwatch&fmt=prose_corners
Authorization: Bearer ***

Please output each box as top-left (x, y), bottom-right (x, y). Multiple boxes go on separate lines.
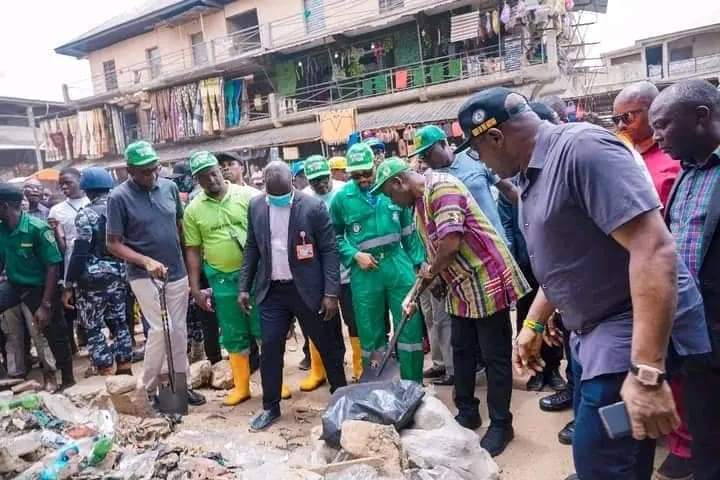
top-left (630, 363), bottom-right (666, 387)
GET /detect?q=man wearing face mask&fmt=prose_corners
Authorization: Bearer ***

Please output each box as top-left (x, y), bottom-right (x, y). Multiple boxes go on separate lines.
top-left (301, 155), bottom-right (363, 387)
top-left (239, 161), bottom-right (346, 431)
top-left (107, 141), bottom-right (206, 409)
top-left (329, 143), bottom-right (426, 383)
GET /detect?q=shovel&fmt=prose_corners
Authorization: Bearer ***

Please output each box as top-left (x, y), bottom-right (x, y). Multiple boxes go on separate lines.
top-left (153, 279), bottom-right (188, 415)
top-left (359, 277), bottom-right (425, 383)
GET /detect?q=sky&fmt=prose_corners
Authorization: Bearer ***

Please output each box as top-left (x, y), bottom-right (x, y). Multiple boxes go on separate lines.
top-left (1, 0), bottom-right (719, 101)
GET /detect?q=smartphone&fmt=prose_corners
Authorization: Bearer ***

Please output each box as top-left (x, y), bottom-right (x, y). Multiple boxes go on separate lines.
top-left (599, 401), bottom-right (632, 439)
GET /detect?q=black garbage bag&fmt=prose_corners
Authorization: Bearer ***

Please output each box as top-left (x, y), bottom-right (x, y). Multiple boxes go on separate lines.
top-left (320, 379), bottom-right (425, 447)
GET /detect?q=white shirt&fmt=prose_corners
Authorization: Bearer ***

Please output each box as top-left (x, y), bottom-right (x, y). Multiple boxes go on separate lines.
top-left (268, 198), bottom-right (293, 281)
top-left (48, 196), bottom-right (90, 277)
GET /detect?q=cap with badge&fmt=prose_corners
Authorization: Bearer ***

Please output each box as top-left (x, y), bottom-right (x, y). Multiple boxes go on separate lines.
top-left (346, 143), bottom-right (375, 172)
top-left (125, 140), bottom-right (159, 167)
top-left (0, 183), bottom-right (25, 202)
top-left (370, 157), bottom-right (410, 195)
top-left (189, 151), bottom-right (219, 176)
top-left (456, 87), bottom-right (530, 153)
top-left (409, 125), bottom-right (447, 158)
top-left (305, 155), bottom-right (331, 180)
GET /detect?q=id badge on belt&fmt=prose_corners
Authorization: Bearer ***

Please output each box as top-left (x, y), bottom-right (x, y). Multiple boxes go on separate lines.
top-left (296, 231), bottom-right (314, 260)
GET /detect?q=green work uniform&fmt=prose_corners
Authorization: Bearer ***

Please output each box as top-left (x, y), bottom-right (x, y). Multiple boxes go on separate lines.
top-left (329, 180), bottom-right (426, 382)
top-left (0, 212), bottom-right (62, 286)
top-left (183, 184), bottom-right (260, 354)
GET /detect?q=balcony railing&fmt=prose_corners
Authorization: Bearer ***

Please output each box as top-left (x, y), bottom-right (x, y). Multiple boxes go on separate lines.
top-left (669, 52), bottom-right (720, 77)
top-left (282, 35), bottom-right (546, 112)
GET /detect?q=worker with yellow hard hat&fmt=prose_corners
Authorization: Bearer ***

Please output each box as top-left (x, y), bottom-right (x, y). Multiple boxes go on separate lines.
top-left (328, 156), bottom-right (348, 182)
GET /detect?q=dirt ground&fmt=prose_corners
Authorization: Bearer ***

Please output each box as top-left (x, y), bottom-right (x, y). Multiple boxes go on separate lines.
top-left (62, 325), bottom-right (668, 479)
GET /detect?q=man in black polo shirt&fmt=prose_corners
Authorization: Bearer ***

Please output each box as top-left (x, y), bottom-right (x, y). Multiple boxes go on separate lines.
top-left (0, 183), bottom-right (74, 391)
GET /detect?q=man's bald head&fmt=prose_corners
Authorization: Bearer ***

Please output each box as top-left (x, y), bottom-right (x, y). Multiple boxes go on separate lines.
top-left (264, 161), bottom-right (292, 196)
top-left (613, 81), bottom-right (660, 146)
top-left (648, 79), bottom-right (720, 164)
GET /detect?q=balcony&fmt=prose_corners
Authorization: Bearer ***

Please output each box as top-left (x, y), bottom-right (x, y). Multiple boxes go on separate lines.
top-left (668, 52), bottom-right (720, 77)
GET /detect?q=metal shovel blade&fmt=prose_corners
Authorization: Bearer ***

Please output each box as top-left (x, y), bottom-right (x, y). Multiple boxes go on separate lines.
top-left (359, 349), bottom-right (400, 382)
top-left (157, 372), bottom-right (188, 415)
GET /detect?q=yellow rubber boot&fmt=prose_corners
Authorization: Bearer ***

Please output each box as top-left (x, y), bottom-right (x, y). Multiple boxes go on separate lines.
top-left (224, 353), bottom-right (251, 406)
top-left (350, 337), bottom-right (363, 381)
top-left (281, 384), bottom-right (292, 399)
top-left (299, 341), bottom-right (327, 392)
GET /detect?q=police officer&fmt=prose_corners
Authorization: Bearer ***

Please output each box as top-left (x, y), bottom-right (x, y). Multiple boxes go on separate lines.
top-left (0, 183), bottom-right (75, 391)
top-left (329, 144), bottom-right (425, 382)
top-left (64, 167), bottom-right (132, 376)
top-left (364, 138), bottom-right (386, 166)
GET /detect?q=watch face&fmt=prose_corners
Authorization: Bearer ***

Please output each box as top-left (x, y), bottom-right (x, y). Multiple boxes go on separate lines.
top-left (637, 367), bottom-right (660, 385)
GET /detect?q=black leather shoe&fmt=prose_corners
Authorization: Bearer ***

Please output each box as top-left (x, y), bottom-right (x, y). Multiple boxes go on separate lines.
top-left (431, 374), bottom-right (454, 386)
top-left (455, 412), bottom-right (481, 430)
top-left (423, 365), bottom-right (446, 379)
top-left (545, 368), bottom-right (568, 392)
top-left (526, 373), bottom-right (545, 391)
top-left (480, 425), bottom-right (514, 457)
top-left (187, 389), bottom-right (206, 406)
top-left (298, 356), bottom-right (311, 371)
top-left (558, 420), bottom-right (574, 445)
top-left (539, 388), bottom-right (573, 412)
top-left (250, 409), bottom-right (281, 432)
top-left (655, 453), bottom-right (694, 480)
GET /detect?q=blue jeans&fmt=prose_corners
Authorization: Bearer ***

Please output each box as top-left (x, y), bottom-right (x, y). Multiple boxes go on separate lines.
top-left (572, 350), bottom-right (655, 480)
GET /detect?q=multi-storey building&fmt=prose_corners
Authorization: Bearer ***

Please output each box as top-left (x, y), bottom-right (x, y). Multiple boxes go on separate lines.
top-left (54, 0), bottom-right (586, 173)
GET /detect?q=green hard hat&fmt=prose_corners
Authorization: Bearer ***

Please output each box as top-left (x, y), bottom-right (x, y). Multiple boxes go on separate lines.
top-left (346, 143), bottom-right (374, 172)
top-left (410, 125), bottom-right (447, 157)
top-left (304, 155), bottom-right (330, 180)
top-left (189, 151), bottom-right (219, 176)
top-left (370, 157), bottom-right (410, 195)
top-left (125, 141), bottom-right (158, 167)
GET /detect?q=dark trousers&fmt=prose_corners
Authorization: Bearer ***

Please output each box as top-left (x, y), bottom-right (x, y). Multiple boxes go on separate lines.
top-left (683, 354), bottom-right (720, 480)
top-left (339, 283), bottom-right (358, 337)
top-left (451, 309), bottom-right (513, 426)
top-left (571, 351), bottom-right (655, 480)
top-left (0, 282), bottom-right (73, 383)
top-left (259, 281), bottom-right (347, 412)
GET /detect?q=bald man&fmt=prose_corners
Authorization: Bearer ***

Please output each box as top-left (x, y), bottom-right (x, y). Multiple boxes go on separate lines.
top-left (239, 161), bottom-right (347, 431)
top-left (614, 81), bottom-right (680, 206)
top-left (650, 79), bottom-right (720, 480)
top-left (23, 179), bottom-right (48, 220)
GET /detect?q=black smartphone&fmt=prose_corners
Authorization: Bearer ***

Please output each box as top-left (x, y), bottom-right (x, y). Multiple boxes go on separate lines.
top-left (599, 401), bottom-right (632, 439)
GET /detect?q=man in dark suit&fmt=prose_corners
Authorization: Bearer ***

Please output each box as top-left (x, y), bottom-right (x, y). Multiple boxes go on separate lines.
top-left (650, 79), bottom-right (720, 480)
top-left (239, 161), bottom-right (347, 431)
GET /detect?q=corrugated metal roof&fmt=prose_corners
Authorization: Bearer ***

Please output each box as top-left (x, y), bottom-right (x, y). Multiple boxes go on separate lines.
top-left (450, 11), bottom-right (480, 43)
top-left (358, 97), bottom-right (466, 130)
top-left (0, 126), bottom-right (38, 149)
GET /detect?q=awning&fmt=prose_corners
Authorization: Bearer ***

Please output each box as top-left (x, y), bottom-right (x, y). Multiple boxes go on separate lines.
top-left (30, 168), bottom-right (60, 182)
top-left (358, 97), bottom-right (467, 130)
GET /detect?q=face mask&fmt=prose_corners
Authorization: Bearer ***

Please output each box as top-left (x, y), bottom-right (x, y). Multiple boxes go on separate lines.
top-left (268, 191), bottom-right (292, 207)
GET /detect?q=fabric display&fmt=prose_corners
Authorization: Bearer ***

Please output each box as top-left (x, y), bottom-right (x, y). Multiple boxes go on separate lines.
top-left (275, 61), bottom-right (298, 97)
top-left (224, 78), bottom-right (249, 128)
top-left (393, 27), bottom-right (421, 66)
top-left (318, 108), bottom-right (358, 145)
top-left (148, 77), bottom-right (224, 144)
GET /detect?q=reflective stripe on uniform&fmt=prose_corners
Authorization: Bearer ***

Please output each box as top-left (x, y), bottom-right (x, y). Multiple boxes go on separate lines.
top-left (357, 233), bottom-right (401, 250)
top-left (401, 225), bottom-right (415, 236)
top-left (397, 342), bottom-right (424, 352)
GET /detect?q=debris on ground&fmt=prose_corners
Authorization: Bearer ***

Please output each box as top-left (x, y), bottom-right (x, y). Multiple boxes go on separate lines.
top-left (210, 360), bottom-right (233, 390)
top-left (189, 361), bottom-right (212, 389)
top-left (340, 421), bottom-right (406, 477)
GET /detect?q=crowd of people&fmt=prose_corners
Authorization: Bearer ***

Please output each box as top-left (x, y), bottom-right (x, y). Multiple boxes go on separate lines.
top-left (0, 77), bottom-right (718, 480)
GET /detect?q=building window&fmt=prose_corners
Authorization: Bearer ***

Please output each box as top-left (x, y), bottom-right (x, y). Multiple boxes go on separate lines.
top-left (103, 60), bottom-right (118, 91)
top-left (191, 32), bottom-right (208, 66)
top-left (379, 0), bottom-right (404, 13)
top-left (304, 0), bottom-right (326, 35)
top-left (226, 9), bottom-right (260, 49)
top-left (670, 46), bottom-right (693, 62)
top-left (146, 47), bottom-right (161, 79)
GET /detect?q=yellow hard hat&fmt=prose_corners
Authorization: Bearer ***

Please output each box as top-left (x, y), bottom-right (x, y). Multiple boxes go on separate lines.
top-left (328, 156), bottom-right (347, 170)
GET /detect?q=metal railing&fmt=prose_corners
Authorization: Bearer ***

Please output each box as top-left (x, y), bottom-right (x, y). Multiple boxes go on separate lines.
top-left (668, 52), bottom-right (720, 77)
top-left (282, 35), bottom-right (546, 112)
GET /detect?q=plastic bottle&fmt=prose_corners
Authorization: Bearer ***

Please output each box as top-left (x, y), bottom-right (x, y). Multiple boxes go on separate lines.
top-left (39, 443), bottom-right (80, 480)
top-left (86, 436), bottom-right (113, 466)
top-left (40, 430), bottom-right (68, 449)
top-left (0, 393), bottom-right (41, 413)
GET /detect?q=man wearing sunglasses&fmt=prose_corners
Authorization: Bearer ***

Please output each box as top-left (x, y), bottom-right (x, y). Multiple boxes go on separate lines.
top-left (329, 143), bottom-right (426, 383)
top-left (613, 81), bottom-right (680, 207)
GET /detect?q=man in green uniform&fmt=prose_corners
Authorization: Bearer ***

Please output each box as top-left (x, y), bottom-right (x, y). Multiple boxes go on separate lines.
top-left (183, 152), bottom-right (262, 406)
top-left (0, 183), bottom-right (75, 391)
top-left (329, 143), bottom-right (425, 382)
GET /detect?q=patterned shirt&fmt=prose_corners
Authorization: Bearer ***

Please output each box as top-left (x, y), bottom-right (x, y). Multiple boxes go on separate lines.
top-left (415, 171), bottom-right (530, 319)
top-left (669, 146), bottom-right (720, 279)
top-left (74, 196), bottom-right (125, 280)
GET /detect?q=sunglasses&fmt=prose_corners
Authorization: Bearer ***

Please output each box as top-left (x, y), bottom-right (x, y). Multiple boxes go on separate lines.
top-left (350, 170), bottom-right (374, 181)
top-left (611, 108), bottom-right (645, 126)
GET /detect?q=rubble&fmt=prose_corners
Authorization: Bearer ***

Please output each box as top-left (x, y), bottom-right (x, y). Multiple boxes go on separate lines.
top-left (400, 395), bottom-right (500, 480)
top-left (11, 380), bottom-right (42, 394)
top-left (189, 360), bottom-right (212, 389)
top-left (109, 387), bottom-right (155, 416)
top-left (340, 420), bottom-right (406, 477)
top-left (211, 360), bottom-right (233, 389)
top-left (106, 375), bottom-right (136, 395)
